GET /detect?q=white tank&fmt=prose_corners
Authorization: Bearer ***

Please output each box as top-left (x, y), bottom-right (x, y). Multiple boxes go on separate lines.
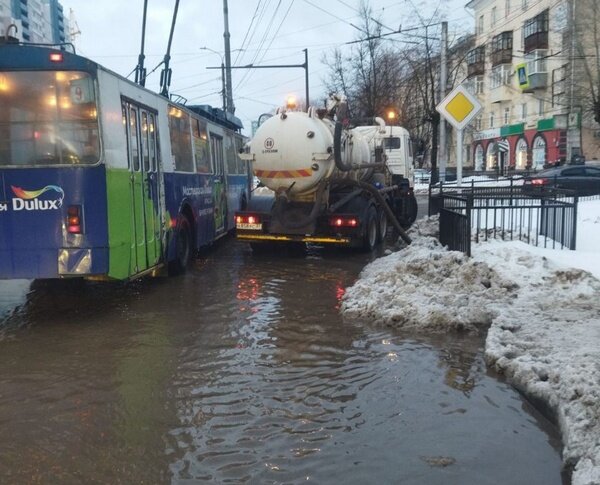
top-left (249, 111), bottom-right (371, 196)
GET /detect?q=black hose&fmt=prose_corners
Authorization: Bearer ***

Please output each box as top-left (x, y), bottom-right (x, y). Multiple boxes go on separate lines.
top-left (330, 178), bottom-right (412, 245)
top-left (333, 122), bottom-right (354, 172)
top-left (272, 179), bottom-right (328, 230)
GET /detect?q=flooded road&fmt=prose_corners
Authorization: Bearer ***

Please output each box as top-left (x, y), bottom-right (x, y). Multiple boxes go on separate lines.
top-left (0, 239), bottom-right (565, 484)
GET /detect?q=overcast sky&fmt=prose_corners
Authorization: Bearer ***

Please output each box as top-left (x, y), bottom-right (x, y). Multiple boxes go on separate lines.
top-left (60, 0), bottom-right (471, 134)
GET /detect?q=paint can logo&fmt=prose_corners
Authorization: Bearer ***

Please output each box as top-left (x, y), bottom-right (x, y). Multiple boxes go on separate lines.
top-left (10, 185), bottom-right (65, 211)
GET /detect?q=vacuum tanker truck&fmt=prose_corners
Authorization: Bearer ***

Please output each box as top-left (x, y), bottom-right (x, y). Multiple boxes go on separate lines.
top-left (236, 96), bottom-right (417, 251)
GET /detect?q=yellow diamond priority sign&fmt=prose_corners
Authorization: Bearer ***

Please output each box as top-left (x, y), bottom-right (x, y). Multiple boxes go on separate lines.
top-left (436, 84), bottom-right (482, 131)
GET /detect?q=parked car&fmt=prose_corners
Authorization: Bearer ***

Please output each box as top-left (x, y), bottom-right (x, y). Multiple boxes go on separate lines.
top-left (523, 165), bottom-right (600, 196)
top-left (413, 169), bottom-right (431, 184)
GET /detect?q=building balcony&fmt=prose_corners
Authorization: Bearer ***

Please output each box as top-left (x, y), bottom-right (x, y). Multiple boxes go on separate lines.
top-left (524, 31), bottom-right (548, 52)
top-left (467, 61), bottom-right (485, 77)
top-left (489, 84), bottom-right (512, 103)
top-left (491, 49), bottom-right (512, 67)
top-left (523, 72), bottom-right (548, 92)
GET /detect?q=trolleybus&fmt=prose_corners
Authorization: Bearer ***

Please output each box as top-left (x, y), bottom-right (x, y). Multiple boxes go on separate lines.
top-left (0, 42), bottom-right (250, 281)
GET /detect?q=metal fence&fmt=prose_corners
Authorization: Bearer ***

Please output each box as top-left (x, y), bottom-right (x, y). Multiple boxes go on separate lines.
top-left (432, 185), bottom-right (579, 254)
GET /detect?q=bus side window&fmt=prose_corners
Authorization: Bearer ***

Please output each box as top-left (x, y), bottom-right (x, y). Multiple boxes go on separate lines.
top-left (141, 111), bottom-right (150, 172)
top-left (210, 134), bottom-right (224, 175)
top-left (122, 103), bottom-right (130, 168)
top-left (129, 107), bottom-right (140, 171)
top-left (192, 118), bottom-right (211, 173)
top-left (235, 136), bottom-right (246, 174)
top-left (225, 134), bottom-right (237, 174)
top-left (168, 107), bottom-right (193, 173)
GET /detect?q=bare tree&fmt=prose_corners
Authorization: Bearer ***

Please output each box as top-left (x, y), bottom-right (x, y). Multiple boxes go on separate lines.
top-left (322, 1), bottom-right (402, 119)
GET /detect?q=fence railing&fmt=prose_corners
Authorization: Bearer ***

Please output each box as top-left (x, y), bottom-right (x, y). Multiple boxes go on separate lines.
top-left (433, 185), bottom-right (579, 254)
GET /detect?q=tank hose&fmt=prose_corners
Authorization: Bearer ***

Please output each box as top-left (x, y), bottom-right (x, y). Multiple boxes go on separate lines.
top-left (330, 178), bottom-right (412, 245)
top-left (333, 122), bottom-right (354, 172)
top-left (272, 179), bottom-right (328, 230)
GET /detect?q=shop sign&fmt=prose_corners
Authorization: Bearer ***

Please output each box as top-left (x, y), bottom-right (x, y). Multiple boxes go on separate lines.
top-left (473, 128), bottom-right (501, 141)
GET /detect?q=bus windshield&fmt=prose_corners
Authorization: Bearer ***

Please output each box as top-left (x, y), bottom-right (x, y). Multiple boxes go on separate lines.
top-left (0, 70), bottom-right (100, 167)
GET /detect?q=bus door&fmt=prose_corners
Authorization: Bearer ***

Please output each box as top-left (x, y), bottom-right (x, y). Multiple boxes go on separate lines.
top-left (210, 133), bottom-right (226, 234)
top-left (140, 111), bottom-right (162, 266)
top-left (123, 102), bottom-right (160, 273)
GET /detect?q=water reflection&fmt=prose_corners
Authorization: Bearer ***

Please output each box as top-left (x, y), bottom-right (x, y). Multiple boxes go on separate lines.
top-left (0, 241), bottom-right (564, 484)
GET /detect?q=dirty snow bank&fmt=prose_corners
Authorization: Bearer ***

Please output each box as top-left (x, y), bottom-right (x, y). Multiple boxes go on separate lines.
top-left (341, 215), bottom-right (600, 484)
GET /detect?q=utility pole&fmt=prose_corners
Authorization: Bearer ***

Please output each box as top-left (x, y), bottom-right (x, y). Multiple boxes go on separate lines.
top-left (439, 21), bottom-right (448, 181)
top-left (223, 0), bottom-right (234, 114)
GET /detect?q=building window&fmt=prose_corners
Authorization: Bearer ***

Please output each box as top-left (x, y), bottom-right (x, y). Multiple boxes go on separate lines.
top-left (466, 75), bottom-right (485, 95)
top-left (525, 49), bottom-right (548, 74)
top-left (475, 144), bottom-right (485, 170)
top-left (476, 116), bottom-right (483, 130)
top-left (486, 142), bottom-right (497, 169)
top-left (532, 135), bottom-right (547, 169)
top-left (521, 103), bottom-right (528, 120)
top-left (516, 137), bottom-right (528, 169)
top-left (478, 15), bottom-right (484, 35)
top-left (490, 112), bottom-right (495, 128)
top-left (538, 99), bottom-right (545, 116)
top-left (490, 65), bottom-right (511, 88)
top-left (505, 0), bottom-right (511, 17)
top-left (491, 6), bottom-right (497, 25)
top-left (504, 107), bottom-right (510, 125)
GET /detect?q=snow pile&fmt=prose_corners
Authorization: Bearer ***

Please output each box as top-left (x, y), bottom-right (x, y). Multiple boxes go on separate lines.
top-left (473, 243), bottom-right (600, 484)
top-left (342, 211), bottom-right (600, 484)
top-left (343, 221), bottom-right (517, 333)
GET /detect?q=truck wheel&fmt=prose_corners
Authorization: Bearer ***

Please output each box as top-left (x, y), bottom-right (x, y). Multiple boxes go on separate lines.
top-left (168, 217), bottom-right (191, 275)
top-left (397, 194), bottom-right (418, 228)
top-left (362, 206), bottom-right (378, 251)
top-left (377, 208), bottom-right (388, 243)
top-left (406, 193), bottom-right (418, 226)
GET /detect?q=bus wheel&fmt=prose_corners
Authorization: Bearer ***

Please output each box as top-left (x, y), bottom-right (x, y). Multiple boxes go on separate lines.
top-left (169, 217), bottom-right (191, 275)
top-left (361, 206), bottom-right (378, 252)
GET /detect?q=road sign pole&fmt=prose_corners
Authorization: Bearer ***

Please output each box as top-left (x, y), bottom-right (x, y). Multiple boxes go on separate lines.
top-left (457, 128), bottom-right (463, 187)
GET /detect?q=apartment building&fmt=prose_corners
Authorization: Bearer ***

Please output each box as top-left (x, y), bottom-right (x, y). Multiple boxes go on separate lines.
top-left (0, 0), bottom-right (68, 44)
top-left (464, 0), bottom-right (597, 170)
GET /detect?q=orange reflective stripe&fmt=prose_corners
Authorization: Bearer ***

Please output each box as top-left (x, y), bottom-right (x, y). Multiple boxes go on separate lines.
top-left (254, 168), bottom-right (313, 178)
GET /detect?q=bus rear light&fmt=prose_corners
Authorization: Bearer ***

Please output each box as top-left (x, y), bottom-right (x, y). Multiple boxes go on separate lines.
top-left (67, 205), bottom-right (83, 234)
top-left (330, 216), bottom-right (359, 228)
top-left (531, 178), bottom-right (549, 185)
top-left (49, 52), bottom-right (64, 63)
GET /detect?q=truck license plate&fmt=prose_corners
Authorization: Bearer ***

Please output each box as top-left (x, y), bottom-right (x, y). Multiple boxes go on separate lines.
top-left (237, 222), bottom-right (262, 230)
